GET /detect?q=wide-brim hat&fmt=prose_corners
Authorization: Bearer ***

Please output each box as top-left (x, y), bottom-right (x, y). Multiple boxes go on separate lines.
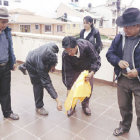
top-left (116, 8), bottom-right (140, 27)
top-left (0, 7), bottom-right (10, 19)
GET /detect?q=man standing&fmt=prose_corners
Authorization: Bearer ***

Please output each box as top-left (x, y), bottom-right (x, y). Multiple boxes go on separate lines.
top-left (106, 8), bottom-right (140, 136)
top-left (0, 7), bottom-right (19, 120)
top-left (62, 36), bottom-right (101, 117)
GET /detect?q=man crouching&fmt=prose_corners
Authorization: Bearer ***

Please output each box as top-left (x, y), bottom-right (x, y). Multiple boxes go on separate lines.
top-left (23, 43), bottom-right (62, 115)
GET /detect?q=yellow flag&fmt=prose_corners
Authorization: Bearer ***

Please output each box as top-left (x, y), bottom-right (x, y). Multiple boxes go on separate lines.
top-left (64, 70), bottom-right (91, 112)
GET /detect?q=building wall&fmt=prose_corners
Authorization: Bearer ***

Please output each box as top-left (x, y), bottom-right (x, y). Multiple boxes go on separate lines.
top-left (9, 23), bottom-right (66, 36)
top-left (65, 23), bottom-right (82, 36)
top-left (9, 22), bottom-right (82, 36)
top-left (99, 28), bottom-right (116, 38)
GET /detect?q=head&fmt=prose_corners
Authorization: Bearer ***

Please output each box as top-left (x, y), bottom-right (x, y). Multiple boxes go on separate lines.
top-left (62, 36), bottom-right (78, 56)
top-left (51, 44), bottom-right (59, 53)
top-left (42, 51), bottom-right (58, 72)
top-left (116, 7), bottom-right (140, 37)
top-left (83, 16), bottom-right (93, 30)
top-left (0, 7), bottom-right (9, 33)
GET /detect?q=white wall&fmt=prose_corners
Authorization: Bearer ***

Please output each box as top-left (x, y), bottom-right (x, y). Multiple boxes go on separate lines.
top-left (12, 32), bottom-right (114, 82)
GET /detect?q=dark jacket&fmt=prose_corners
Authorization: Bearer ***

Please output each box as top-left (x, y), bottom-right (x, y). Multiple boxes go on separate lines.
top-left (26, 43), bottom-right (58, 99)
top-left (106, 33), bottom-right (140, 81)
top-left (62, 39), bottom-right (101, 89)
top-left (80, 27), bottom-right (103, 54)
top-left (4, 27), bottom-right (16, 70)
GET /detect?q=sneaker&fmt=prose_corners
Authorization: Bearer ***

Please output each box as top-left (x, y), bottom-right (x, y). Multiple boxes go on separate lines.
top-left (113, 127), bottom-right (129, 136)
top-left (6, 113), bottom-right (19, 120)
top-left (36, 107), bottom-right (48, 116)
top-left (82, 106), bottom-right (91, 116)
top-left (67, 107), bottom-right (75, 117)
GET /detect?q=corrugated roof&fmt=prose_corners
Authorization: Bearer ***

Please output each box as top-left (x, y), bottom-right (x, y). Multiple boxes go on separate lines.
top-left (10, 13), bottom-right (66, 24)
top-left (9, 8), bottom-right (34, 15)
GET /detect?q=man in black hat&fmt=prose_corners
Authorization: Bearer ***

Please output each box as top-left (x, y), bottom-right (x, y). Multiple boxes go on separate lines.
top-left (0, 7), bottom-right (19, 120)
top-left (106, 8), bottom-right (140, 136)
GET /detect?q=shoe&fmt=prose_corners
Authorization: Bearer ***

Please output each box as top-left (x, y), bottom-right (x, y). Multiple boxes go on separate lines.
top-left (113, 127), bottom-right (129, 136)
top-left (6, 113), bottom-right (19, 120)
top-left (67, 107), bottom-right (75, 117)
top-left (36, 107), bottom-right (48, 116)
top-left (82, 107), bottom-right (91, 116)
top-left (18, 65), bottom-right (27, 75)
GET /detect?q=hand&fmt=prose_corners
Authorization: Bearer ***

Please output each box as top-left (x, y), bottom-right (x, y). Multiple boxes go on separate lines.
top-left (55, 98), bottom-right (62, 111)
top-left (12, 64), bottom-right (17, 71)
top-left (85, 71), bottom-right (94, 82)
top-left (118, 60), bottom-right (129, 69)
top-left (50, 66), bottom-right (55, 73)
top-left (126, 69), bottom-right (138, 78)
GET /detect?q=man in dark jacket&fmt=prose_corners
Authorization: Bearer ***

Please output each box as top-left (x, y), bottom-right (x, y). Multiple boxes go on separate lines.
top-left (0, 7), bottom-right (19, 120)
top-left (62, 36), bottom-right (101, 117)
top-left (25, 43), bottom-right (62, 116)
top-left (106, 8), bottom-right (140, 136)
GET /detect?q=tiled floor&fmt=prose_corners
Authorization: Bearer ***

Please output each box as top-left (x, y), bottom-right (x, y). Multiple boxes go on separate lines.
top-left (0, 70), bottom-right (139, 140)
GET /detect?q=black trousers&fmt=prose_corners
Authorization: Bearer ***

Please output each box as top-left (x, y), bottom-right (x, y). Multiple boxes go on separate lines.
top-left (0, 64), bottom-right (12, 117)
top-left (117, 75), bottom-right (140, 135)
top-left (26, 63), bottom-right (44, 109)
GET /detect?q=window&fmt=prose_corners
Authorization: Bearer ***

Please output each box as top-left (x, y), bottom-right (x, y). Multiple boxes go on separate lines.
top-left (4, 1), bottom-right (9, 6)
top-left (35, 24), bottom-right (39, 30)
top-left (112, 2), bottom-right (116, 5)
top-left (0, 0), bottom-right (2, 5)
top-left (73, 24), bottom-right (76, 27)
top-left (112, 19), bottom-right (116, 27)
top-left (20, 25), bottom-right (31, 32)
top-left (99, 18), bottom-right (103, 27)
top-left (112, 10), bottom-right (116, 16)
top-left (45, 25), bottom-right (51, 32)
top-left (57, 25), bottom-right (63, 32)
top-left (94, 19), bottom-right (96, 24)
top-left (67, 24), bottom-right (70, 30)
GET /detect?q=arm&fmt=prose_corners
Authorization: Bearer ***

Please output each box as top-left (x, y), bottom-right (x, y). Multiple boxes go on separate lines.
top-left (94, 31), bottom-right (103, 54)
top-left (8, 29), bottom-right (16, 70)
top-left (86, 41), bottom-right (101, 73)
top-left (106, 35), bottom-right (122, 67)
top-left (39, 70), bottom-right (62, 111)
top-left (38, 71), bottom-right (58, 99)
top-left (136, 68), bottom-right (140, 77)
top-left (62, 52), bottom-right (75, 90)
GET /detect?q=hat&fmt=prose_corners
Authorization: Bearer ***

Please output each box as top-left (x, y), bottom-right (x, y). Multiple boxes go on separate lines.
top-left (116, 8), bottom-right (140, 27)
top-left (0, 7), bottom-right (9, 19)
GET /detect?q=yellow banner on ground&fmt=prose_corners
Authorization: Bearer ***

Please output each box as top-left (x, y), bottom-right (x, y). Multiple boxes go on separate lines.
top-left (64, 70), bottom-right (91, 112)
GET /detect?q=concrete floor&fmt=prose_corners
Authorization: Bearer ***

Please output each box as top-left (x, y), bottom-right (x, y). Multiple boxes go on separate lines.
top-left (0, 70), bottom-right (139, 140)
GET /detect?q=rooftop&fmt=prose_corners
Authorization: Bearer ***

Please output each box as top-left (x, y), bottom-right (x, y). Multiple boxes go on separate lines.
top-left (0, 70), bottom-right (139, 140)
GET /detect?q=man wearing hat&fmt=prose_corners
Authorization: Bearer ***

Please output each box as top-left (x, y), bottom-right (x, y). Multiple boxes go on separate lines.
top-left (0, 7), bottom-right (19, 120)
top-left (106, 8), bottom-right (140, 136)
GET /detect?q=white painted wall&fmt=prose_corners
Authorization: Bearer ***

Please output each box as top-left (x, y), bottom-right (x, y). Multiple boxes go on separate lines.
top-left (12, 32), bottom-right (114, 82)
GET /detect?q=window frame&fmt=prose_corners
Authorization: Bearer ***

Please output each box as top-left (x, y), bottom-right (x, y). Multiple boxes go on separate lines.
top-left (44, 25), bottom-right (52, 32)
top-left (20, 24), bottom-right (31, 33)
top-left (57, 25), bottom-right (63, 32)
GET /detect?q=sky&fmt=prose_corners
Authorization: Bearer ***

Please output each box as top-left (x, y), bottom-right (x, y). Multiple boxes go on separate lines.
top-left (10, 0), bottom-right (140, 17)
